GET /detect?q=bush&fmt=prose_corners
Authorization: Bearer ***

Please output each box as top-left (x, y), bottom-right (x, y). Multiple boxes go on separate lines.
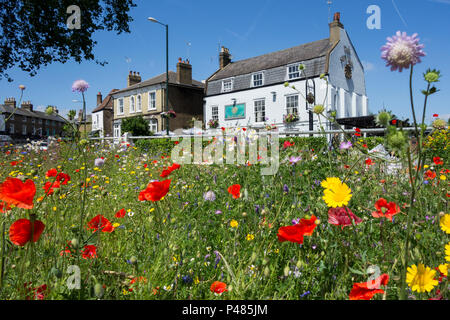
top-left (122, 116), bottom-right (151, 136)
top-left (423, 128), bottom-right (450, 161)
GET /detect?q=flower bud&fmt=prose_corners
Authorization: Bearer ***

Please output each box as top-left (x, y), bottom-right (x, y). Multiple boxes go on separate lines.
top-left (94, 283), bottom-right (104, 299)
top-left (70, 238), bottom-right (79, 249)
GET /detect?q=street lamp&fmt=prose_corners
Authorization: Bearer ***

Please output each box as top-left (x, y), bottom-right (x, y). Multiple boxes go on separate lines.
top-left (148, 16), bottom-right (170, 136)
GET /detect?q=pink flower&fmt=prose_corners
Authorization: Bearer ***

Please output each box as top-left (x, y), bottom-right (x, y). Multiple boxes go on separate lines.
top-left (381, 31), bottom-right (425, 72)
top-left (339, 141), bottom-right (352, 150)
top-left (328, 207), bottom-right (362, 229)
top-left (72, 79), bottom-right (89, 93)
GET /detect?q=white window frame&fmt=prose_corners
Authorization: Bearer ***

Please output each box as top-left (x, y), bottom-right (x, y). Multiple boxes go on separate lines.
top-left (137, 94), bottom-right (142, 112)
top-left (148, 118), bottom-right (158, 133)
top-left (118, 98), bottom-right (124, 115)
top-left (254, 98), bottom-right (266, 123)
top-left (252, 72), bottom-right (264, 87)
top-left (287, 64), bottom-right (301, 80)
top-left (22, 124), bottom-right (27, 135)
top-left (211, 106), bottom-right (219, 121)
top-left (222, 78), bottom-right (233, 93)
top-left (286, 94), bottom-right (299, 115)
top-left (148, 91), bottom-right (156, 111)
top-left (130, 96), bottom-right (135, 113)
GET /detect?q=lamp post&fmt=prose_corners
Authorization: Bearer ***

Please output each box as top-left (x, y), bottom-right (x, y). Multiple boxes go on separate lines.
top-left (148, 17), bottom-right (170, 136)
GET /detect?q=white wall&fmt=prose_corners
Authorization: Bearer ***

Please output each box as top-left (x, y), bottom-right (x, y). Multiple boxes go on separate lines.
top-left (92, 111), bottom-right (104, 137)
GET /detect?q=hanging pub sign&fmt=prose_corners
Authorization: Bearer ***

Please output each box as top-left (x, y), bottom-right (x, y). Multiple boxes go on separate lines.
top-left (224, 103), bottom-right (246, 120)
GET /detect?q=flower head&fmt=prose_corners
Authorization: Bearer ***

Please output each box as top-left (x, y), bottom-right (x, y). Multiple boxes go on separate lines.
top-left (94, 158), bottom-right (105, 167)
top-left (203, 190), bottom-right (216, 201)
top-left (82, 245), bottom-right (97, 259)
top-left (339, 141), bottom-right (352, 150)
top-left (0, 177), bottom-right (36, 209)
top-left (9, 219), bottom-right (45, 246)
top-left (72, 79), bottom-right (89, 93)
top-left (328, 207), bottom-right (362, 229)
top-left (139, 180), bottom-right (171, 202)
top-left (87, 215), bottom-right (114, 233)
top-left (228, 184), bottom-right (241, 199)
top-left (210, 281), bottom-right (227, 294)
top-left (440, 214), bottom-right (450, 234)
top-left (321, 177), bottom-right (352, 208)
top-left (349, 274), bottom-right (389, 300)
top-left (381, 31), bottom-right (425, 72)
top-left (371, 198), bottom-right (400, 221)
top-left (406, 264), bottom-right (438, 293)
top-left (277, 215), bottom-right (317, 244)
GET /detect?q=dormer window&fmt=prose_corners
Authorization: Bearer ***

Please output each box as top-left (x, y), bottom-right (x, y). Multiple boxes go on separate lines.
top-left (222, 79), bottom-right (233, 93)
top-left (252, 72), bottom-right (264, 87)
top-left (288, 64), bottom-right (301, 80)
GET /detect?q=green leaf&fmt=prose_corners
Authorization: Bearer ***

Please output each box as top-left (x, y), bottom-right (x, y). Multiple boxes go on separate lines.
top-left (348, 266), bottom-right (366, 276)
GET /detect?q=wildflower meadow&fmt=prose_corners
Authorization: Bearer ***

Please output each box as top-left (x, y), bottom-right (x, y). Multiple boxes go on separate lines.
top-left (0, 31), bottom-right (449, 302)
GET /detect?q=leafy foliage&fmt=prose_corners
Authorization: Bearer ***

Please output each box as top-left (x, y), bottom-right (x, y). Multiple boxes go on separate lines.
top-left (121, 116), bottom-right (151, 137)
top-left (0, 0), bottom-right (136, 81)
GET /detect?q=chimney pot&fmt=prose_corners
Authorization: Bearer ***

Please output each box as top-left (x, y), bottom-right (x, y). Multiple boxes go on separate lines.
top-left (334, 12), bottom-right (340, 22)
top-left (219, 47), bottom-right (231, 69)
top-left (178, 57), bottom-right (182, 62)
top-left (329, 12), bottom-right (344, 44)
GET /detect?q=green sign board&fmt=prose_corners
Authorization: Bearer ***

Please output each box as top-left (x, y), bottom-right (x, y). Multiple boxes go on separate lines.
top-left (225, 103), bottom-right (246, 120)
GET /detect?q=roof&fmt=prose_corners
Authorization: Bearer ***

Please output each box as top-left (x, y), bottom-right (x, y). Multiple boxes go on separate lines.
top-left (0, 105), bottom-right (66, 122)
top-left (209, 39), bottom-right (333, 81)
top-left (92, 89), bottom-right (119, 113)
top-left (113, 71), bottom-right (204, 95)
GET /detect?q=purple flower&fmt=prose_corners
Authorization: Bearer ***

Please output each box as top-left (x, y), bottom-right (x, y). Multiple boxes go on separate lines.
top-left (203, 190), bottom-right (216, 201)
top-left (381, 31), bottom-right (425, 72)
top-left (339, 141), bottom-right (352, 150)
top-left (289, 156), bottom-right (302, 165)
top-left (72, 79), bottom-right (89, 93)
top-left (94, 157), bottom-right (105, 167)
top-left (215, 210), bottom-right (222, 214)
top-left (292, 218), bottom-right (300, 225)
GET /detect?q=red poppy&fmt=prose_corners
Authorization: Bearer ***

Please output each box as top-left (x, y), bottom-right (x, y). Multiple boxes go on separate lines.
top-left (392, 119), bottom-right (397, 125)
top-left (169, 163), bottom-right (181, 171)
top-left (128, 276), bottom-right (148, 292)
top-left (87, 215), bottom-right (114, 233)
top-left (227, 184), bottom-right (241, 199)
top-left (160, 169), bottom-right (172, 178)
top-left (9, 218), bottom-right (45, 246)
top-left (0, 177), bottom-right (36, 209)
top-left (277, 215), bottom-right (317, 244)
top-left (349, 274), bottom-right (389, 300)
top-left (174, 141), bottom-right (179, 145)
top-left (344, 164), bottom-right (350, 169)
top-left (371, 198), bottom-right (400, 221)
top-left (46, 168), bottom-right (58, 177)
top-left (433, 157), bottom-right (443, 165)
top-left (328, 207), bottom-right (362, 229)
top-left (283, 141), bottom-right (294, 149)
top-left (221, 127), bottom-right (225, 131)
top-left (56, 172), bottom-right (71, 185)
top-left (433, 114), bottom-right (439, 117)
top-left (242, 128), bottom-right (246, 131)
top-left (81, 245), bottom-right (97, 259)
top-left (24, 282), bottom-right (48, 300)
top-left (60, 242), bottom-right (72, 257)
top-left (115, 155), bottom-right (120, 158)
top-left (139, 180), bottom-right (171, 202)
top-left (144, 164), bottom-right (148, 168)
top-left (362, 144), bottom-right (368, 148)
top-left (210, 281), bottom-right (227, 294)
top-left (424, 170), bottom-right (436, 180)
top-left (115, 208), bottom-right (126, 218)
top-left (10, 161), bottom-right (18, 166)
top-left (365, 158), bottom-right (374, 166)
top-left (43, 181), bottom-right (60, 195)
top-left (354, 128), bottom-right (361, 137)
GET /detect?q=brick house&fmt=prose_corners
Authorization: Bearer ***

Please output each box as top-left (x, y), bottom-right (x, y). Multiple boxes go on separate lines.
top-left (0, 98), bottom-right (66, 139)
top-left (91, 89), bottom-right (118, 137)
top-left (112, 59), bottom-right (204, 137)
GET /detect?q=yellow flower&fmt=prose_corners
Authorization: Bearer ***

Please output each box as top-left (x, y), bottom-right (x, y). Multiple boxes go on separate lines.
top-left (112, 222), bottom-right (121, 228)
top-left (230, 219), bottom-right (238, 228)
top-left (52, 206), bottom-right (57, 211)
top-left (321, 177), bottom-right (352, 208)
top-left (440, 175), bottom-right (446, 180)
top-left (246, 234), bottom-right (255, 241)
top-left (406, 264), bottom-right (438, 293)
top-left (424, 165), bottom-right (429, 169)
top-left (438, 264), bottom-right (449, 277)
top-left (440, 214), bottom-right (450, 234)
top-left (446, 242), bottom-right (450, 262)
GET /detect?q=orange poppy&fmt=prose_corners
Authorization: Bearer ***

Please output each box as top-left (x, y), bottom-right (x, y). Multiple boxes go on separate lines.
top-left (227, 184), bottom-right (241, 199)
top-left (424, 170), bottom-right (436, 180)
top-left (9, 218), bottom-right (45, 246)
top-left (210, 281), bottom-right (228, 294)
top-left (0, 178), bottom-right (36, 209)
top-left (371, 198), bottom-right (400, 221)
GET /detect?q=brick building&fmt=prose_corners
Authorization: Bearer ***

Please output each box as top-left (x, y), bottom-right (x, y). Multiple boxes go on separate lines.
top-left (0, 98), bottom-right (66, 139)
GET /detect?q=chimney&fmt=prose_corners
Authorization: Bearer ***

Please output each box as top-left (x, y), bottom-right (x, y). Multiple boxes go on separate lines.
top-left (177, 58), bottom-right (192, 85)
top-left (219, 46), bottom-right (231, 69)
top-left (21, 100), bottom-right (33, 112)
top-left (329, 12), bottom-right (344, 44)
top-left (127, 71), bottom-right (142, 87)
top-left (4, 97), bottom-right (16, 108)
top-left (97, 92), bottom-right (103, 106)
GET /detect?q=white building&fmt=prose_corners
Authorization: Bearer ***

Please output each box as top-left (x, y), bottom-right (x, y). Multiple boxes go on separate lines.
top-left (204, 12), bottom-right (369, 132)
top-left (91, 90), bottom-right (118, 137)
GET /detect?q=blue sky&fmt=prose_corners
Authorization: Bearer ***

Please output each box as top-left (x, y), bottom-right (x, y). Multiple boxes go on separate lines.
top-left (1, 0), bottom-right (449, 123)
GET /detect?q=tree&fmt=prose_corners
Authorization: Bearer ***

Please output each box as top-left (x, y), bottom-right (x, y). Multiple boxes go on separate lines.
top-left (121, 116), bottom-right (151, 136)
top-left (0, 0), bottom-right (136, 81)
